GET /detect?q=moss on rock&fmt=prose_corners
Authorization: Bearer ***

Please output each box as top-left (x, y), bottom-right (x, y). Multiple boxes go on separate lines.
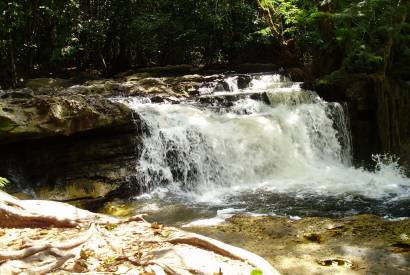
top-left (187, 214), bottom-right (410, 274)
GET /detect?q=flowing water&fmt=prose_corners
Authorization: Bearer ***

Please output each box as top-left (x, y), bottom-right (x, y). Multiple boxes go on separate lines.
top-left (114, 74), bottom-right (410, 225)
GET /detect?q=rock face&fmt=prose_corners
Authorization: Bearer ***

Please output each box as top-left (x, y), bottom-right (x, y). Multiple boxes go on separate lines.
top-left (0, 72), bottom-right (254, 201)
top-left (314, 72), bottom-right (410, 170)
top-left (0, 93), bottom-right (134, 143)
top-left (0, 91), bottom-right (141, 200)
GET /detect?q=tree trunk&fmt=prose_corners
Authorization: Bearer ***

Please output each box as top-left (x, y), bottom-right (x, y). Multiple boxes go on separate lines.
top-left (8, 39), bottom-right (17, 88)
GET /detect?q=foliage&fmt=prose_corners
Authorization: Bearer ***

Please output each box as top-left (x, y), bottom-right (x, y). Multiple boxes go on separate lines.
top-left (0, 0), bottom-right (408, 88)
top-left (0, 177), bottom-right (9, 189)
top-left (250, 269), bottom-right (263, 275)
top-left (258, 0), bottom-right (408, 76)
top-left (0, 0), bottom-right (265, 88)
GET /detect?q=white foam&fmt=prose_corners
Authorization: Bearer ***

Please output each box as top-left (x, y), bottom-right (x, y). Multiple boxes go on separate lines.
top-left (115, 74), bottom-right (410, 210)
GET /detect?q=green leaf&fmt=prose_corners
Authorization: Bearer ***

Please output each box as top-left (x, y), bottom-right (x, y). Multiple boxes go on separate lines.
top-left (250, 269), bottom-right (263, 275)
top-left (0, 177), bottom-right (9, 189)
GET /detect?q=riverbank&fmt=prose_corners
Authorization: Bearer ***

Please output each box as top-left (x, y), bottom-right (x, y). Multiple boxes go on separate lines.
top-left (185, 214), bottom-right (410, 274)
top-left (0, 192), bottom-right (279, 274)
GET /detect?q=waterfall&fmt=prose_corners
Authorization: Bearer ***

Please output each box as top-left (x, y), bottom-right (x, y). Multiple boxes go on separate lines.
top-left (115, 73), bottom-right (410, 218)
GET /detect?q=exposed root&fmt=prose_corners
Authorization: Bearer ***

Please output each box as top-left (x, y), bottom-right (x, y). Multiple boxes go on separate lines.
top-left (167, 236), bottom-right (243, 261)
top-left (96, 225), bottom-right (123, 253)
top-left (0, 224), bottom-right (94, 261)
top-left (0, 191), bottom-right (80, 228)
top-left (0, 192), bottom-right (279, 274)
top-left (147, 263), bottom-right (174, 275)
top-left (0, 223), bottom-right (95, 275)
top-left (23, 249), bottom-right (75, 275)
top-left (165, 233), bottom-right (280, 275)
top-left (0, 244), bottom-right (53, 261)
top-left (53, 223), bottom-right (95, 250)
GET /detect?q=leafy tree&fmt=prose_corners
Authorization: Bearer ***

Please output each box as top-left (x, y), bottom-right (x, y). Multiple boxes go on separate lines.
top-left (0, 0), bottom-right (407, 88)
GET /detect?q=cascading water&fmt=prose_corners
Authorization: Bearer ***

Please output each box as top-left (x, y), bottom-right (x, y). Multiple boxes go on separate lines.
top-left (115, 74), bottom-right (410, 223)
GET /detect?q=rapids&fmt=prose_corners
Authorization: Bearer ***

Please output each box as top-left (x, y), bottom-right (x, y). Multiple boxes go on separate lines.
top-left (114, 74), bottom-right (410, 223)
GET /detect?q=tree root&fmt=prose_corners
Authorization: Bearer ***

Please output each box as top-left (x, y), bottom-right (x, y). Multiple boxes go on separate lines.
top-left (0, 191), bottom-right (80, 228)
top-left (165, 233), bottom-right (280, 275)
top-left (146, 262), bottom-right (174, 275)
top-left (0, 223), bottom-right (95, 274)
top-left (0, 191), bottom-right (280, 274)
top-left (0, 224), bottom-right (94, 261)
top-left (53, 223), bottom-right (95, 250)
top-left (0, 244), bottom-right (53, 261)
top-left (26, 249), bottom-right (75, 275)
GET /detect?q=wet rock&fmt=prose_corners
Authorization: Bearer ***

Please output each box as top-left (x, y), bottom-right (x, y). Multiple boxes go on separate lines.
top-left (199, 96), bottom-right (234, 107)
top-left (0, 72), bottom-right (212, 202)
top-left (317, 258), bottom-right (353, 268)
top-left (177, 74), bottom-right (204, 82)
top-left (101, 201), bottom-right (135, 217)
top-left (237, 75), bottom-right (252, 89)
top-left (0, 127), bottom-right (140, 202)
top-left (286, 67), bottom-right (307, 82)
top-left (250, 92), bottom-right (270, 104)
top-left (150, 95), bottom-right (165, 103)
top-left (0, 93), bottom-right (133, 143)
top-left (35, 180), bottom-right (118, 201)
top-left (0, 91), bottom-right (141, 201)
top-left (1, 90), bottom-right (34, 99)
top-left (125, 72), bottom-right (151, 82)
top-left (215, 82), bottom-right (229, 92)
top-left (303, 233), bottom-right (325, 243)
top-left (25, 78), bottom-right (72, 90)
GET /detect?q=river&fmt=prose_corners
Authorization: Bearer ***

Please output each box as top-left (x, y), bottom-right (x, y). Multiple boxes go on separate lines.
top-left (113, 73), bottom-right (410, 225)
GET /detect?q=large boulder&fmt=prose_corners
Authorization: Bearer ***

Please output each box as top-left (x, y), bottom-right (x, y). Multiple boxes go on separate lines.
top-left (0, 93), bottom-right (133, 143)
top-left (0, 92), bottom-right (140, 201)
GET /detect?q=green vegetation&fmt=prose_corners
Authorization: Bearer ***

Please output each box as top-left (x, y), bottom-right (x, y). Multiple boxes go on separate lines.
top-left (0, 0), bottom-right (408, 88)
top-left (257, 0), bottom-right (409, 77)
top-left (0, 177), bottom-right (9, 189)
top-left (0, 0), bottom-right (267, 87)
top-left (250, 269), bottom-right (263, 275)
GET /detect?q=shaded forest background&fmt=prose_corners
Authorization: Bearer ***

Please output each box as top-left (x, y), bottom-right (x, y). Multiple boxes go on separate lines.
top-left (0, 0), bottom-right (408, 88)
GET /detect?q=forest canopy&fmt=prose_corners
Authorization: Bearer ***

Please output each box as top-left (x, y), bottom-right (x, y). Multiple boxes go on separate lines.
top-left (0, 0), bottom-right (408, 88)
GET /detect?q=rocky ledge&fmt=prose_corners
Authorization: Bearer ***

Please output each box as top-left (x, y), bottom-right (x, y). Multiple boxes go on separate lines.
top-left (0, 88), bottom-right (140, 202)
top-left (187, 214), bottom-right (410, 275)
top-left (0, 70), bottom-right (272, 203)
top-left (0, 93), bottom-right (134, 142)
